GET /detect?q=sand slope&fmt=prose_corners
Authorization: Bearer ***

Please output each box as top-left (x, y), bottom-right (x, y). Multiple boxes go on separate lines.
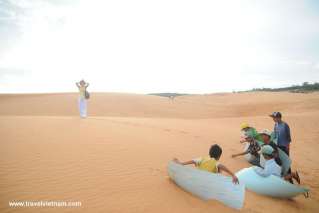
top-left (0, 92), bottom-right (318, 212)
top-left (1, 92), bottom-right (319, 118)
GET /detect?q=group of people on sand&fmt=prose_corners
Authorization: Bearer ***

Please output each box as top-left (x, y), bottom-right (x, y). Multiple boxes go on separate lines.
top-left (76, 80), bottom-right (301, 185)
top-left (174, 112), bottom-right (300, 185)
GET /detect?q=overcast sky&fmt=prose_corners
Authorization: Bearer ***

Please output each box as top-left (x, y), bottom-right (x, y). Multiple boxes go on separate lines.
top-left (0, 0), bottom-right (318, 94)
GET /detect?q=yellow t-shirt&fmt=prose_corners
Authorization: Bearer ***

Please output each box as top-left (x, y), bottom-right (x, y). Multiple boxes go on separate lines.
top-left (193, 156), bottom-right (219, 173)
top-left (79, 86), bottom-right (86, 98)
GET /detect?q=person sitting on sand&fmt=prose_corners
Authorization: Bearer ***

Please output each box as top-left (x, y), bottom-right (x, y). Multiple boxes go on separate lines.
top-left (254, 145), bottom-right (300, 184)
top-left (231, 134), bottom-right (261, 166)
top-left (260, 129), bottom-right (302, 184)
top-left (240, 123), bottom-right (263, 144)
top-left (173, 144), bottom-right (239, 184)
top-left (259, 130), bottom-right (282, 167)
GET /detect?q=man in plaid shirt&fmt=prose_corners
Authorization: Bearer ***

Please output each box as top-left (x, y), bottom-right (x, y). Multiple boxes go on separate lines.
top-left (232, 134), bottom-right (261, 166)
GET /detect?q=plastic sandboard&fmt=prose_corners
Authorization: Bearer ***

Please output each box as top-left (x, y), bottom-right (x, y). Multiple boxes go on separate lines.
top-left (168, 161), bottom-right (245, 209)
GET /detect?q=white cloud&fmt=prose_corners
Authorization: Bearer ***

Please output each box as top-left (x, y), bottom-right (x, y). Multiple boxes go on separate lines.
top-left (0, 0), bottom-right (318, 93)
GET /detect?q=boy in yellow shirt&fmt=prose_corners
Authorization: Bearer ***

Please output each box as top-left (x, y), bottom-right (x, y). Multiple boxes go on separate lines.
top-left (173, 144), bottom-right (239, 184)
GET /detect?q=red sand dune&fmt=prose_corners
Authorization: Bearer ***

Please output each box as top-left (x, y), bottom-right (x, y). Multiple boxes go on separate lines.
top-left (0, 92), bottom-right (318, 212)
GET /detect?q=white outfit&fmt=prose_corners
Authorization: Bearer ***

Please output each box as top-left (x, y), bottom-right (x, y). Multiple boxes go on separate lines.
top-left (254, 159), bottom-right (282, 177)
top-left (78, 97), bottom-right (87, 118)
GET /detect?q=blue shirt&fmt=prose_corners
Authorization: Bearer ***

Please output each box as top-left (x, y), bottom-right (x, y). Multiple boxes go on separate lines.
top-left (274, 121), bottom-right (291, 147)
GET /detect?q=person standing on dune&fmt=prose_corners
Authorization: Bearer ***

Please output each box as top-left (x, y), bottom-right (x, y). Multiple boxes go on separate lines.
top-left (270, 112), bottom-right (291, 156)
top-left (76, 80), bottom-right (90, 118)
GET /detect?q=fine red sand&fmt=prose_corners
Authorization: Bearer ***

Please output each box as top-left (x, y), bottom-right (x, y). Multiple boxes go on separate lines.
top-left (0, 92), bottom-right (318, 212)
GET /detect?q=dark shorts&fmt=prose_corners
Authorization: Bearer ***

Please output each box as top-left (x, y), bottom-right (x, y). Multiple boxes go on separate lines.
top-left (278, 145), bottom-right (293, 182)
top-left (278, 145), bottom-right (289, 156)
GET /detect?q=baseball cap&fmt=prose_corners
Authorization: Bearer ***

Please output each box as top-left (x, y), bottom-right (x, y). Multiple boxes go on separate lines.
top-left (240, 122), bottom-right (249, 130)
top-left (261, 145), bottom-right (274, 155)
top-left (270, 112), bottom-right (282, 118)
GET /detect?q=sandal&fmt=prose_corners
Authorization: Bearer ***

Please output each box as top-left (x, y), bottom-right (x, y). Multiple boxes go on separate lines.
top-left (294, 171), bottom-right (301, 184)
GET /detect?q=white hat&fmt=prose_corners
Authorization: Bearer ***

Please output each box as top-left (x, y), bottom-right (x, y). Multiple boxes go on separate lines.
top-left (259, 129), bottom-right (272, 137)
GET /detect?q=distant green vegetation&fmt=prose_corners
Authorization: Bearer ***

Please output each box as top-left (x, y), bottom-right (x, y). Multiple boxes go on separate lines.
top-left (149, 82), bottom-right (319, 97)
top-left (246, 82), bottom-right (319, 93)
top-left (148, 93), bottom-right (190, 98)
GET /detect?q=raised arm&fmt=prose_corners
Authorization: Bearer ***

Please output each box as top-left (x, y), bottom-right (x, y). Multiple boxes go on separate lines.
top-left (217, 164), bottom-right (239, 184)
top-left (85, 83), bottom-right (90, 88)
top-left (76, 82), bottom-right (80, 88)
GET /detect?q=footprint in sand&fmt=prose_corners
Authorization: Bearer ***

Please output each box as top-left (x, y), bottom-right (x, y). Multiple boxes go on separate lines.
top-left (148, 168), bottom-right (164, 176)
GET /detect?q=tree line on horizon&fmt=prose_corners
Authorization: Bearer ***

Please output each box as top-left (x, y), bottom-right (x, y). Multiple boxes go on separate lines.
top-left (150, 82), bottom-right (319, 97)
top-left (247, 82), bottom-right (319, 93)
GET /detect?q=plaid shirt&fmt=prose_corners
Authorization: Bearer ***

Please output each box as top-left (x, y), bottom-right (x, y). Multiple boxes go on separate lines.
top-left (248, 140), bottom-right (261, 157)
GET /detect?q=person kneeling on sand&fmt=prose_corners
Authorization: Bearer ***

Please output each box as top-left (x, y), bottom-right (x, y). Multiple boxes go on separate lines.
top-left (173, 144), bottom-right (239, 184)
top-left (240, 123), bottom-right (263, 143)
top-left (259, 130), bottom-right (282, 167)
top-left (231, 134), bottom-right (261, 166)
top-left (254, 145), bottom-right (300, 184)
